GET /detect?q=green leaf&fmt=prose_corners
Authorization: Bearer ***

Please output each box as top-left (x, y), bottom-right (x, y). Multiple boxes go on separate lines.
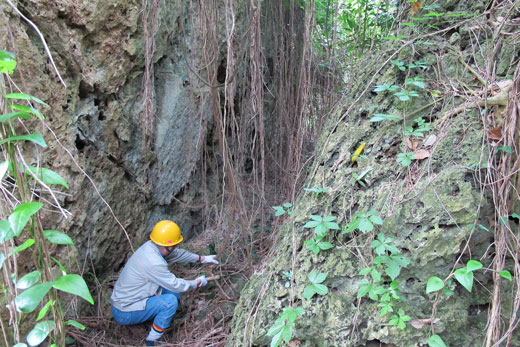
top-left (318, 241), bottom-right (333, 250)
top-left (499, 270), bottom-right (512, 281)
top-left (369, 215), bottom-right (383, 225)
top-left (43, 230), bottom-right (74, 245)
top-left (426, 276), bottom-right (444, 294)
top-left (342, 218), bottom-right (360, 234)
top-left (267, 320), bottom-right (284, 336)
top-left (8, 239), bottom-right (35, 256)
top-left (313, 272), bottom-right (327, 284)
top-left (273, 206), bottom-right (285, 216)
top-left (270, 329), bottom-right (283, 347)
top-left (282, 202), bottom-right (292, 208)
top-left (324, 221), bottom-right (340, 230)
top-left (0, 50), bottom-right (16, 74)
top-left (36, 300), bottom-right (53, 321)
top-left (26, 320), bottom-right (55, 346)
top-left (358, 218), bottom-right (374, 232)
top-left (0, 134), bottom-right (47, 147)
top-left (428, 334), bottom-right (448, 347)
top-left (477, 224), bottom-right (489, 232)
top-left (280, 323), bottom-right (293, 343)
top-left (314, 283), bottom-right (329, 296)
top-left (466, 260), bottom-right (483, 272)
top-left (9, 104), bottom-right (44, 120)
top-left (369, 113), bottom-right (401, 122)
top-left (26, 167), bottom-right (69, 188)
top-left (498, 146), bottom-right (513, 153)
top-left (303, 220), bottom-right (321, 228)
top-left (4, 93), bottom-right (48, 106)
top-left (12, 343), bottom-right (28, 347)
top-left (303, 285), bottom-right (316, 300)
top-left (0, 220), bottom-right (15, 242)
top-left (66, 319), bottom-right (86, 330)
top-left (15, 282), bottom-right (54, 313)
top-left (0, 252), bottom-right (4, 270)
top-left (16, 270), bottom-right (41, 290)
top-left (454, 268), bottom-right (473, 292)
top-left (8, 202), bottom-right (43, 237)
top-left (53, 274), bottom-right (94, 304)
top-left (0, 111), bottom-right (33, 123)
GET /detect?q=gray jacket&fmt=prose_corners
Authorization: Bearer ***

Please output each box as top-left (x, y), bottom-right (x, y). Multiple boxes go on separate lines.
top-left (110, 240), bottom-right (200, 312)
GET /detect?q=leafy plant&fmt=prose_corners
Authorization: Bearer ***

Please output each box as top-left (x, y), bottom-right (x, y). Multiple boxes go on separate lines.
top-left (304, 215), bottom-right (340, 239)
top-left (389, 308), bottom-right (411, 329)
top-left (369, 113), bottom-right (402, 122)
top-left (0, 51), bottom-right (93, 346)
top-left (342, 210), bottom-right (383, 234)
top-left (267, 306), bottom-right (304, 347)
top-left (396, 152), bottom-right (415, 166)
top-left (394, 88), bottom-right (419, 101)
top-left (404, 117), bottom-right (431, 137)
top-left (428, 334), bottom-right (448, 347)
top-left (391, 60), bottom-right (406, 71)
top-left (303, 271), bottom-right (329, 300)
top-left (272, 202), bottom-right (293, 216)
top-left (373, 83), bottom-right (400, 92)
top-left (282, 271), bottom-right (292, 288)
top-left (453, 260), bottom-right (482, 292)
top-left (405, 76), bottom-right (427, 89)
top-left (352, 167), bottom-right (373, 187)
top-left (304, 238), bottom-right (334, 255)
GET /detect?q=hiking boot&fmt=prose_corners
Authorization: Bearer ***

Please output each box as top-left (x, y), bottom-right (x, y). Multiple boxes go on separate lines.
top-left (145, 339), bottom-right (162, 346)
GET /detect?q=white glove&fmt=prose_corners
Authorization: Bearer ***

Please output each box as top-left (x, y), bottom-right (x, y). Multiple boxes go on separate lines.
top-left (201, 255), bottom-right (219, 265)
top-left (196, 275), bottom-right (208, 287)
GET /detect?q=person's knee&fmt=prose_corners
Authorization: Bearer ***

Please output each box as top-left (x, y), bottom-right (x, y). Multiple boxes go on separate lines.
top-left (160, 294), bottom-right (179, 313)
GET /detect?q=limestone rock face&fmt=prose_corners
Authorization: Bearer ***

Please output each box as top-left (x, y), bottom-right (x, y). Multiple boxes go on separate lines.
top-left (0, 0), bottom-right (209, 273)
top-left (227, 1), bottom-right (517, 346)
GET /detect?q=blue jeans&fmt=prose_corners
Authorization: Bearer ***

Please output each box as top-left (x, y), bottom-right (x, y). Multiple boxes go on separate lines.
top-left (112, 289), bottom-right (181, 330)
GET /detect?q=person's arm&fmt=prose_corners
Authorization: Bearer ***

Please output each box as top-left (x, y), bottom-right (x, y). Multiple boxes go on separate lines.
top-left (166, 248), bottom-right (199, 263)
top-left (148, 261), bottom-right (199, 292)
top-left (167, 248), bottom-right (220, 264)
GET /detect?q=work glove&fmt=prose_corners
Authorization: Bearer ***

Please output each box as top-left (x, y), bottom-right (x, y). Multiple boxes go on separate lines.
top-left (196, 275), bottom-right (208, 287)
top-left (201, 255), bottom-right (219, 265)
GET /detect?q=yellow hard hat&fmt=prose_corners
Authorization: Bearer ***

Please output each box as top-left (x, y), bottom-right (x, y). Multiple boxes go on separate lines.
top-left (150, 220), bottom-right (183, 246)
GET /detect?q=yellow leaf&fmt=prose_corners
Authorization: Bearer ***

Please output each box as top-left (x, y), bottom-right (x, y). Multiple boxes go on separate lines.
top-left (351, 142), bottom-right (367, 162)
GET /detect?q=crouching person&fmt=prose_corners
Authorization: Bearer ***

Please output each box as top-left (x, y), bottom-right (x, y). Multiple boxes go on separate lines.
top-left (110, 220), bottom-right (219, 346)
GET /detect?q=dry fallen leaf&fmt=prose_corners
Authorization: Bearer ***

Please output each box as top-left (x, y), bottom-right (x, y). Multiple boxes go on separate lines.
top-left (411, 1), bottom-right (424, 16)
top-left (423, 134), bottom-right (437, 147)
top-left (414, 149), bottom-right (430, 160)
top-left (411, 318), bottom-right (440, 329)
top-left (488, 127), bottom-right (502, 141)
top-left (405, 137), bottom-right (418, 150)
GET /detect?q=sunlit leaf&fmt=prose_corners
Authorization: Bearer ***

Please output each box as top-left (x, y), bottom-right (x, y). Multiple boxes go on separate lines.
top-left (8, 239), bottom-right (35, 257)
top-left (4, 93), bottom-right (48, 106)
top-left (9, 104), bottom-right (43, 120)
top-left (26, 167), bottom-right (69, 188)
top-left (0, 111), bottom-right (32, 123)
top-left (66, 319), bottom-right (86, 330)
top-left (454, 268), bottom-right (473, 292)
top-left (16, 270), bottom-right (41, 290)
top-left (428, 334), bottom-right (447, 347)
top-left (36, 300), bottom-right (53, 321)
top-left (15, 282), bottom-right (54, 313)
top-left (499, 270), bottom-right (512, 281)
top-left (53, 274), bottom-right (94, 304)
top-left (27, 320), bottom-right (55, 346)
top-left (43, 230), bottom-right (74, 245)
top-left (0, 134), bottom-right (47, 147)
top-left (426, 276), bottom-right (444, 294)
top-left (8, 202), bottom-right (42, 237)
top-left (466, 260), bottom-right (483, 272)
top-left (0, 220), bottom-right (15, 242)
